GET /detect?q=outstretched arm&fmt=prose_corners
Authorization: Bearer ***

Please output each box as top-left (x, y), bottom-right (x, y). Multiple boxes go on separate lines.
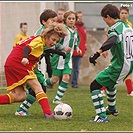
top-left (89, 36), bottom-right (116, 66)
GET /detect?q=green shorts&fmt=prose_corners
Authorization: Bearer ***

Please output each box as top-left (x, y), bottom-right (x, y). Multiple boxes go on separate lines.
top-left (52, 68), bottom-right (72, 77)
top-left (96, 70), bottom-right (116, 90)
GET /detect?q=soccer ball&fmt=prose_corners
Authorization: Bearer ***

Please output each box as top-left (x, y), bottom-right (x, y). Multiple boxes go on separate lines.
top-left (54, 103), bottom-right (73, 120)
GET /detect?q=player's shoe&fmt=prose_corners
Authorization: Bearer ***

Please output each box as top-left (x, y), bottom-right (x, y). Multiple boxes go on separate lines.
top-left (128, 91), bottom-right (133, 96)
top-left (106, 107), bottom-right (119, 116)
top-left (53, 99), bottom-right (63, 104)
top-left (15, 110), bottom-right (31, 116)
top-left (89, 115), bottom-right (109, 122)
top-left (45, 113), bottom-right (54, 118)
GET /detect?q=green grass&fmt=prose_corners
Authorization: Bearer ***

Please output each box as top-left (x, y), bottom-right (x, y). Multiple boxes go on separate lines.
top-left (0, 84), bottom-right (133, 132)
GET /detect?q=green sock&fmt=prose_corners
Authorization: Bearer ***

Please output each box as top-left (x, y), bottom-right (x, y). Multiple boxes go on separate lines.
top-left (54, 80), bottom-right (68, 101)
top-left (17, 94), bottom-right (36, 112)
top-left (91, 90), bottom-right (106, 118)
top-left (44, 78), bottom-right (53, 86)
top-left (106, 86), bottom-right (116, 111)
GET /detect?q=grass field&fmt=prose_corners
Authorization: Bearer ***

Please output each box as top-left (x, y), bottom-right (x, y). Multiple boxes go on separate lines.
top-left (0, 84), bottom-right (132, 132)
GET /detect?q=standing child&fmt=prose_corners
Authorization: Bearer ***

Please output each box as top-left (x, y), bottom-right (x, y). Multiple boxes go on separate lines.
top-left (44, 11), bottom-right (82, 104)
top-left (71, 11), bottom-right (87, 88)
top-left (0, 23), bottom-right (68, 118)
top-left (13, 22), bottom-right (29, 46)
top-left (89, 4), bottom-right (133, 122)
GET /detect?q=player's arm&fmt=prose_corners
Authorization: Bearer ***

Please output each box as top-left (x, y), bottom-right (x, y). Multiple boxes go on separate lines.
top-left (89, 36), bottom-right (116, 66)
top-left (44, 49), bottom-right (66, 59)
top-left (21, 46), bottom-right (31, 65)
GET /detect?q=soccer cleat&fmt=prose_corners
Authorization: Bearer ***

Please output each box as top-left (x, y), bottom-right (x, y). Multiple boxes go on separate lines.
top-left (45, 113), bottom-right (54, 118)
top-left (106, 107), bottom-right (119, 116)
top-left (128, 91), bottom-right (133, 96)
top-left (89, 115), bottom-right (109, 122)
top-left (15, 110), bottom-right (31, 116)
top-left (53, 99), bottom-right (63, 104)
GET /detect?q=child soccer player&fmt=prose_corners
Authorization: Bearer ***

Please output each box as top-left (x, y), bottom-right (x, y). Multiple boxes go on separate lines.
top-left (89, 4), bottom-right (133, 122)
top-left (0, 23), bottom-right (68, 118)
top-left (120, 6), bottom-right (133, 96)
top-left (44, 11), bottom-right (82, 104)
top-left (15, 9), bottom-right (66, 116)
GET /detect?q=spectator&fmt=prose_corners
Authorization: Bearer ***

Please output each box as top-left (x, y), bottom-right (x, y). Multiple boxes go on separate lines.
top-left (57, 8), bottom-right (65, 23)
top-left (71, 11), bottom-right (87, 88)
top-left (13, 22), bottom-right (29, 46)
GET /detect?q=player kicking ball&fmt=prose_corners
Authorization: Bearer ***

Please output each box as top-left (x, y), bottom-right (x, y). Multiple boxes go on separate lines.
top-left (89, 4), bottom-right (133, 122)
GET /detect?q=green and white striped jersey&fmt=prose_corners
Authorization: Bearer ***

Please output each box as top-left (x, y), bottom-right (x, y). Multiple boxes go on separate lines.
top-left (34, 25), bottom-right (46, 36)
top-left (51, 26), bottom-right (80, 70)
top-left (106, 20), bottom-right (133, 83)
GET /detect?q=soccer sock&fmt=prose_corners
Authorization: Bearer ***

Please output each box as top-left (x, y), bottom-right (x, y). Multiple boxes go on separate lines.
top-left (36, 92), bottom-right (52, 114)
top-left (17, 94), bottom-right (36, 112)
top-left (125, 78), bottom-right (133, 94)
top-left (106, 87), bottom-right (116, 111)
top-left (0, 94), bottom-right (14, 104)
top-left (91, 90), bottom-right (106, 118)
top-left (44, 78), bottom-right (53, 86)
top-left (54, 80), bottom-right (68, 101)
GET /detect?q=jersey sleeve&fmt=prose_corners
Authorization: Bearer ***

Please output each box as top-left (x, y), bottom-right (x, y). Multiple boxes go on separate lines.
top-left (28, 36), bottom-right (45, 57)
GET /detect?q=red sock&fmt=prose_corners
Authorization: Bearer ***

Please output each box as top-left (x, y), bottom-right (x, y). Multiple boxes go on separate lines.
top-left (0, 94), bottom-right (14, 104)
top-left (100, 86), bottom-right (106, 91)
top-left (36, 92), bottom-right (52, 115)
top-left (125, 78), bottom-right (133, 94)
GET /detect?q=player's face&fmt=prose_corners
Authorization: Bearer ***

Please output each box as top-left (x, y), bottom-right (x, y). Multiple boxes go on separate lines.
top-left (57, 10), bottom-right (65, 22)
top-left (102, 15), bottom-right (112, 27)
top-left (120, 9), bottom-right (129, 21)
top-left (45, 33), bottom-right (60, 48)
top-left (21, 25), bottom-right (28, 34)
top-left (43, 17), bottom-right (58, 27)
top-left (65, 13), bottom-right (76, 29)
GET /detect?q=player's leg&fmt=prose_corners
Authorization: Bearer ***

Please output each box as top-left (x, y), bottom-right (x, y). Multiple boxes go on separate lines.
top-left (0, 86), bottom-right (26, 104)
top-left (26, 78), bottom-right (54, 118)
top-left (89, 79), bottom-right (108, 122)
top-left (89, 70), bottom-right (118, 122)
top-left (53, 69), bottom-right (71, 104)
top-left (106, 86), bottom-right (119, 116)
top-left (15, 69), bottom-right (46, 116)
top-left (44, 68), bottom-right (60, 86)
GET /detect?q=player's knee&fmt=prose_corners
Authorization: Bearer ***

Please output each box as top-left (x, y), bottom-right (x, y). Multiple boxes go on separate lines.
top-left (90, 80), bottom-right (102, 92)
top-left (62, 75), bottom-right (69, 82)
top-left (51, 78), bottom-right (58, 84)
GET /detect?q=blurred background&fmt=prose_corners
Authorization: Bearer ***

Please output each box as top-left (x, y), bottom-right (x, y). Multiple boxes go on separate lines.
top-left (0, 1), bottom-right (133, 87)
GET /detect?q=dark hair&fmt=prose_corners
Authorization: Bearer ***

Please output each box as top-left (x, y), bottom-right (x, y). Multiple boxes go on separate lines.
top-left (57, 8), bottom-right (65, 12)
top-left (63, 11), bottom-right (78, 24)
top-left (76, 11), bottom-right (83, 14)
top-left (120, 6), bottom-right (129, 13)
top-left (40, 9), bottom-right (57, 25)
top-left (101, 4), bottom-right (120, 19)
top-left (20, 22), bottom-right (27, 28)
